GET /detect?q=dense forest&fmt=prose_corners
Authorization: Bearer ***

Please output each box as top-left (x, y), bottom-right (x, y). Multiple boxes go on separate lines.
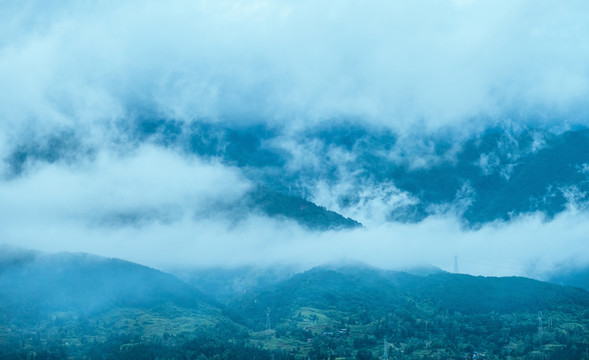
top-left (2, 252), bottom-right (589, 360)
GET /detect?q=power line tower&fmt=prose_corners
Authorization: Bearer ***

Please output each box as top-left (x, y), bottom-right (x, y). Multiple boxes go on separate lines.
top-left (265, 307), bottom-right (272, 331)
top-left (383, 337), bottom-right (389, 360)
top-left (453, 256), bottom-right (460, 274)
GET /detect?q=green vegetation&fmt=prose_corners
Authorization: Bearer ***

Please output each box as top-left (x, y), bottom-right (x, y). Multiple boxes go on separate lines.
top-left (3, 254), bottom-right (589, 360)
top-left (221, 266), bottom-right (589, 359)
top-left (247, 186), bottom-right (362, 230)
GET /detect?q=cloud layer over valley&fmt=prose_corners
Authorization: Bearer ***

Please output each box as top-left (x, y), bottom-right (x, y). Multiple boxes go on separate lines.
top-left (2, 0), bottom-right (589, 278)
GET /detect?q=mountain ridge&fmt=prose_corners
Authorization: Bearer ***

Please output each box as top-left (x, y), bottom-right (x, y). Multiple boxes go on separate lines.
top-left (3, 248), bottom-right (589, 359)
top-left (6, 121), bottom-right (589, 229)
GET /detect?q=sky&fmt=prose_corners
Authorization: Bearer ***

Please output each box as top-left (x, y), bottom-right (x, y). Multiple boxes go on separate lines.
top-left (2, 0), bottom-right (589, 277)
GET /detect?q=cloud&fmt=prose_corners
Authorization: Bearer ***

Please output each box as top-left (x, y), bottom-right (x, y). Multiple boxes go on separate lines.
top-left (126, 209), bottom-right (589, 277)
top-left (1, 0), bottom-right (589, 137)
top-left (309, 179), bottom-right (418, 227)
top-left (2, 0), bottom-right (589, 278)
top-left (0, 139), bottom-right (587, 279)
top-left (3, 167), bottom-right (589, 278)
top-left (0, 145), bottom-right (251, 232)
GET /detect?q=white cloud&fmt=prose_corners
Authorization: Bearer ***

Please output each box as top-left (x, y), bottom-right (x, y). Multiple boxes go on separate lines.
top-left (0, 145), bottom-right (251, 231)
top-left (2, 0), bottom-right (589, 278)
top-left (4, 187), bottom-right (589, 279)
top-left (1, 142), bottom-right (587, 279)
top-left (1, 0), bottom-right (589, 136)
top-left (310, 179), bottom-right (418, 227)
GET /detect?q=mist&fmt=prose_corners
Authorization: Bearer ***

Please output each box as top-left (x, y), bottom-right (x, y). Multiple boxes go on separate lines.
top-left (2, 144), bottom-right (589, 277)
top-left (2, 0), bottom-right (589, 278)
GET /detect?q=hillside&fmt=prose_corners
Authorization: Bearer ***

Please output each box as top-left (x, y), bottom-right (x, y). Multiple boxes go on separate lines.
top-left (137, 120), bottom-right (589, 226)
top-left (245, 186), bottom-right (362, 230)
top-left (546, 265), bottom-right (589, 291)
top-left (225, 266), bottom-right (589, 359)
top-left (2, 250), bottom-right (589, 359)
top-left (9, 119), bottom-right (589, 228)
top-left (176, 264), bottom-right (299, 303)
top-left (226, 266), bottom-right (589, 326)
top-left (0, 248), bottom-right (208, 324)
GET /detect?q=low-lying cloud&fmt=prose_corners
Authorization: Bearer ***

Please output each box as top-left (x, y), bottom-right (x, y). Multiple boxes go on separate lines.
top-left (2, 157), bottom-right (589, 278)
top-left (0, 145), bottom-right (250, 234)
top-left (2, 0), bottom-right (589, 278)
top-left (1, 142), bottom-right (588, 278)
top-left (0, 145), bottom-right (587, 278)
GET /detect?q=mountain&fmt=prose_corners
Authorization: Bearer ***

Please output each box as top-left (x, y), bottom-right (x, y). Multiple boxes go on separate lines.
top-left (3, 249), bottom-right (589, 359)
top-left (545, 264), bottom-right (589, 291)
top-left (0, 247), bottom-right (208, 324)
top-left (162, 120), bottom-right (589, 227)
top-left (0, 248), bottom-right (262, 360)
top-left (225, 265), bottom-right (589, 359)
top-left (175, 264), bottom-right (300, 303)
top-left (226, 265), bottom-right (589, 329)
top-left (244, 186), bottom-right (362, 230)
top-left (7, 118), bottom-right (589, 228)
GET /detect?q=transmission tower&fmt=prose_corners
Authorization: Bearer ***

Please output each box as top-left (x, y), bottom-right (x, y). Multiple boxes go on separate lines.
top-left (265, 307), bottom-right (272, 330)
top-left (383, 337), bottom-right (389, 360)
top-left (453, 256), bottom-right (460, 274)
